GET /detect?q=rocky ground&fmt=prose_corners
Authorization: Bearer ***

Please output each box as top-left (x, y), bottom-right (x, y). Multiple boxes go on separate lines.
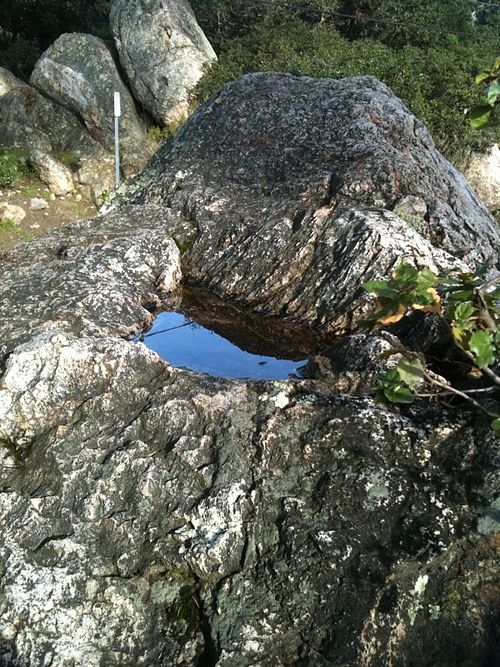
top-left (0, 174), bottom-right (96, 249)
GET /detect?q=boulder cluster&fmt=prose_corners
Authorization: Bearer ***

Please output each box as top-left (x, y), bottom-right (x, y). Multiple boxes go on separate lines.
top-left (0, 0), bottom-right (216, 204)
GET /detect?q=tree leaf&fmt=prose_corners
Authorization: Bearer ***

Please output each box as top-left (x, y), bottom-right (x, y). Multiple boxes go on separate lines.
top-left (468, 330), bottom-right (495, 368)
top-left (487, 82), bottom-right (500, 106)
top-left (491, 418), bottom-right (500, 433)
top-left (397, 357), bottom-right (425, 388)
top-left (449, 289), bottom-right (474, 303)
top-left (385, 384), bottom-right (414, 404)
top-left (413, 287), bottom-right (441, 313)
top-left (469, 104), bottom-right (493, 129)
top-left (475, 70), bottom-right (492, 85)
top-left (375, 302), bottom-right (406, 325)
top-left (363, 281), bottom-right (400, 299)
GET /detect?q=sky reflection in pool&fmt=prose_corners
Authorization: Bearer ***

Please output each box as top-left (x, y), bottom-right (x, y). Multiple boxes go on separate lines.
top-left (141, 311), bottom-right (308, 380)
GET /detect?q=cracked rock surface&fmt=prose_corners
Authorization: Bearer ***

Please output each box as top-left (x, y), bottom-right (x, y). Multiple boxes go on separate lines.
top-left (1, 74), bottom-right (499, 665)
top-left (112, 72), bottom-right (499, 330)
top-left (30, 33), bottom-right (154, 172)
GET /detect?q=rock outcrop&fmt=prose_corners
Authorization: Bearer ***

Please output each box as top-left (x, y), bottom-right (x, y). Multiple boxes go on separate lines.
top-left (113, 73), bottom-right (499, 331)
top-left (1, 75), bottom-right (499, 666)
top-left (110, 0), bottom-right (217, 126)
top-left (0, 83), bottom-right (100, 155)
top-left (30, 33), bottom-right (154, 173)
top-left (465, 143), bottom-right (500, 212)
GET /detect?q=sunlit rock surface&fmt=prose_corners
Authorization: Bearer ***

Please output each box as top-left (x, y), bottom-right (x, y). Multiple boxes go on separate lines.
top-left (113, 73), bottom-right (499, 331)
top-left (1, 74), bottom-right (499, 665)
top-left (110, 0), bottom-right (217, 126)
top-left (30, 33), bottom-right (154, 173)
top-left (465, 143), bottom-right (500, 213)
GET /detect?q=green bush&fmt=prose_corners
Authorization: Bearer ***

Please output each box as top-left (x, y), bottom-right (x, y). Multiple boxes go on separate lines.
top-left (364, 263), bottom-right (500, 431)
top-left (0, 147), bottom-right (31, 188)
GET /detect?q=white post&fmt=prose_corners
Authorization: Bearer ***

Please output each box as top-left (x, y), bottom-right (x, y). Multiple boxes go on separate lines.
top-left (114, 91), bottom-right (121, 188)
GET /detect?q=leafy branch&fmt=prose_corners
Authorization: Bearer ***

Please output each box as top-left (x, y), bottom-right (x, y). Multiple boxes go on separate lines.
top-left (469, 56), bottom-right (500, 129)
top-left (364, 263), bottom-right (500, 431)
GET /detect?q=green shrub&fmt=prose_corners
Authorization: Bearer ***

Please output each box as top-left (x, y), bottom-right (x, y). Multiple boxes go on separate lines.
top-left (147, 118), bottom-right (186, 145)
top-left (0, 147), bottom-right (31, 188)
top-left (0, 30), bottom-right (39, 81)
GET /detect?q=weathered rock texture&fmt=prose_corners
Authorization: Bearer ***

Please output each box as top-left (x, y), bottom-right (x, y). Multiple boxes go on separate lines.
top-left (114, 73), bottom-right (499, 332)
top-left (1, 75), bottom-right (499, 666)
top-left (29, 149), bottom-right (75, 195)
top-left (0, 205), bottom-right (183, 359)
top-left (110, 0), bottom-right (217, 126)
top-left (30, 33), bottom-right (153, 171)
top-left (74, 155), bottom-right (117, 207)
top-left (465, 143), bottom-right (500, 212)
top-left (0, 66), bottom-right (27, 97)
top-left (0, 84), bottom-right (100, 155)
top-left (0, 203), bottom-right (26, 225)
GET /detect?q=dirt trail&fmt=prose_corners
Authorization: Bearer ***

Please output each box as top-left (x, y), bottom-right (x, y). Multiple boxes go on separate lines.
top-left (0, 175), bottom-right (97, 248)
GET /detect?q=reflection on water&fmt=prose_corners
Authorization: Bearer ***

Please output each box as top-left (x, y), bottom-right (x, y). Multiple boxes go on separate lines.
top-left (140, 310), bottom-right (309, 380)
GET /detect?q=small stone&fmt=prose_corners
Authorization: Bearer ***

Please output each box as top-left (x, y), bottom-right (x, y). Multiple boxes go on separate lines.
top-left (50, 193), bottom-right (56, 201)
top-left (75, 193), bottom-right (82, 202)
top-left (30, 197), bottom-right (49, 211)
top-left (0, 203), bottom-right (26, 224)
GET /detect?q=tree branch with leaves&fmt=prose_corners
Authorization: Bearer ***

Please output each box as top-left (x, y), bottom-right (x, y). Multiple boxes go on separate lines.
top-left (364, 264), bottom-right (500, 431)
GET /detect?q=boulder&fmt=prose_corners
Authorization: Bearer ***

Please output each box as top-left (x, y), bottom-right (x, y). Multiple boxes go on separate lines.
top-left (30, 149), bottom-right (74, 196)
top-left (464, 143), bottom-right (500, 212)
top-left (30, 33), bottom-right (154, 172)
top-left (112, 73), bottom-right (499, 330)
top-left (0, 84), bottom-right (101, 155)
top-left (0, 203), bottom-right (26, 224)
top-left (0, 66), bottom-right (28, 97)
top-left (110, 0), bottom-right (217, 126)
top-left (0, 225), bottom-right (498, 664)
top-left (0, 76), bottom-right (499, 666)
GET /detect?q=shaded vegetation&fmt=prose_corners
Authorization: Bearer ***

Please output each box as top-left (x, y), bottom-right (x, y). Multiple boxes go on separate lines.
top-left (0, 147), bottom-right (32, 187)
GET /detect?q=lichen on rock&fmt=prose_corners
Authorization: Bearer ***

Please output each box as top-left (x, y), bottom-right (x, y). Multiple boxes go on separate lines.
top-left (0, 73), bottom-right (499, 666)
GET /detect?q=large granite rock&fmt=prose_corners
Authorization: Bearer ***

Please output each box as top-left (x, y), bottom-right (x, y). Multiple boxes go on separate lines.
top-left (0, 83), bottom-right (100, 155)
top-left (0, 75), bottom-right (499, 665)
top-left (110, 0), bottom-right (217, 126)
top-left (113, 73), bottom-right (499, 331)
top-left (30, 33), bottom-right (154, 173)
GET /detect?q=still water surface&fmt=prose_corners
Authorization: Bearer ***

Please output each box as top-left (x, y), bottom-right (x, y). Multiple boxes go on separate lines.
top-left (141, 310), bottom-right (309, 380)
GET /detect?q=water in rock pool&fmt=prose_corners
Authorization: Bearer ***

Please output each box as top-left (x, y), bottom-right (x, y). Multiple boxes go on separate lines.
top-left (137, 287), bottom-right (329, 380)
